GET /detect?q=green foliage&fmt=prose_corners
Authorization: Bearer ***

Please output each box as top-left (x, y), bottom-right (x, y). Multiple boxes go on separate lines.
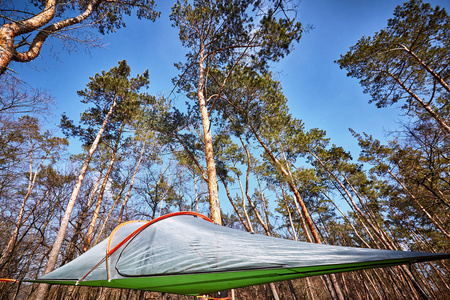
top-left (337, 0), bottom-right (449, 117)
top-left (351, 128), bottom-right (449, 251)
top-left (338, 1), bottom-right (449, 253)
top-left (170, 0), bottom-right (302, 108)
top-left (61, 60), bottom-right (152, 146)
top-left (218, 65), bottom-right (292, 136)
top-left (171, 0), bottom-right (302, 64)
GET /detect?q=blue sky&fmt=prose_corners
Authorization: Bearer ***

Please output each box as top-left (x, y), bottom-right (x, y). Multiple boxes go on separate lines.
top-left (13, 0), bottom-right (449, 158)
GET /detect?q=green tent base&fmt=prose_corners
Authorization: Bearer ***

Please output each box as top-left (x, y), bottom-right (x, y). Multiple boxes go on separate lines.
top-left (5, 212), bottom-right (449, 296)
top-left (29, 258), bottom-right (438, 295)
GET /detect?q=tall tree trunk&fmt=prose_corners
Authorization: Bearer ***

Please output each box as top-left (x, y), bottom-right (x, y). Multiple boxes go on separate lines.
top-left (220, 176), bottom-right (252, 232)
top-left (83, 121), bottom-right (125, 251)
top-left (0, 136), bottom-right (49, 273)
top-left (250, 124), bottom-right (319, 241)
top-left (311, 150), bottom-right (435, 299)
top-left (284, 187), bottom-right (316, 300)
top-left (237, 136), bottom-right (254, 232)
top-left (322, 191), bottom-right (369, 247)
top-left (309, 150), bottom-right (389, 248)
top-left (249, 123), bottom-right (344, 300)
top-left (61, 176), bottom-right (103, 265)
top-left (198, 44), bottom-right (221, 225)
top-left (94, 176), bottom-right (129, 245)
top-left (241, 141), bottom-right (270, 235)
top-left (34, 95), bottom-right (118, 300)
top-left (375, 157), bottom-right (450, 239)
top-left (226, 142), bottom-right (281, 300)
top-left (118, 141), bottom-right (146, 224)
top-left (282, 186), bottom-right (298, 241)
top-left (279, 147), bottom-right (314, 243)
top-left (269, 283), bottom-right (280, 300)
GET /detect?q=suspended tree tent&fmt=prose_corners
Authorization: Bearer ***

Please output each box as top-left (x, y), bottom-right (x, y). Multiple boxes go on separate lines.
top-left (18, 212), bottom-right (450, 295)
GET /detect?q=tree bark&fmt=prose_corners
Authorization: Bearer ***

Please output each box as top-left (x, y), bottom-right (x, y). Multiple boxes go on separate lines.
top-left (0, 0), bottom-right (56, 74)
top-left (118, 141), bottom-right (146, 224)
top-left (83, 121), bottom-right (125, 251)
top-left (0, 0), bottom-right (102, 75)
top-left (198, 44), bottom-right (221, 225)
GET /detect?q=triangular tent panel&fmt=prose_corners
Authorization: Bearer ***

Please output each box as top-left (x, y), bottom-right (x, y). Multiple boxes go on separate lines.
top-left (30, 212), bottom-right (449, 295)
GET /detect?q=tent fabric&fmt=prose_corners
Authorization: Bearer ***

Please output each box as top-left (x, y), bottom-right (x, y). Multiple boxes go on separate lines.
top-left (31, 212), bottom-right (449, 295)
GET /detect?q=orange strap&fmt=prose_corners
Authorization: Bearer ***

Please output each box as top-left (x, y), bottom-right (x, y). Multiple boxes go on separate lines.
top-left (107, 212), bottom-right (212, 256)
top-left (0, 278), bottom-right (19, 283)
top-left (81, 212), bottom-right (213, 285)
